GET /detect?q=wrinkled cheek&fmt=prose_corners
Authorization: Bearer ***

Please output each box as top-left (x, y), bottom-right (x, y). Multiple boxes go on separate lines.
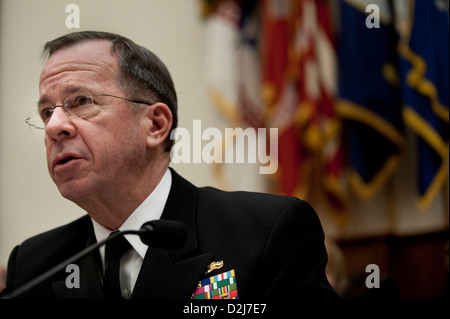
top-left (88, 133), bottom-right (111, 175)
top-left (93, 119), bottom-right (146, 178)
top-left (45, 143), bottom-right (54, 177)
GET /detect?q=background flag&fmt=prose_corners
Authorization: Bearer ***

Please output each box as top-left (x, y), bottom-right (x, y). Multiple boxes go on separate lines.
top-left (337, 0), bottom-right (405, 199)
top-left (203, 0), bottom-right (267, 192)
top-left (398, 0), bottom-right (449, 210)
top-left (261, 0), bottom-right (347, 222)
top-left (261, 0), bottom-right (304, 197)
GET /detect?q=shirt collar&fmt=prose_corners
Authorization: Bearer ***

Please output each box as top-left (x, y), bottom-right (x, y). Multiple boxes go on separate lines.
top-left (91, 168), bottom-right (172, 260)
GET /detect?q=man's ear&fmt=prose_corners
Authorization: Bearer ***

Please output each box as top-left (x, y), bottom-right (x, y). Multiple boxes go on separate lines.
top-left (144, 102), bottom-right (173, 149)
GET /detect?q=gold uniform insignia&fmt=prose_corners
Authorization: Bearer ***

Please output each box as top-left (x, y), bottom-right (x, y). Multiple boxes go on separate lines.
top-left (205, 260), bottom-right (224, 275)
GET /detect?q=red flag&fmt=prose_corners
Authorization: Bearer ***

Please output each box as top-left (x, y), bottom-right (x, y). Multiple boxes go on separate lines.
top-left (262, 0), bottom-right (347, 221)
top-left (262, 0), bottom-right (306, 197)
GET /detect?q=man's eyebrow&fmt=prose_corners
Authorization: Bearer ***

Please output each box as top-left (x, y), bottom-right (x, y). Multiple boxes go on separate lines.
top-left (37, 86), bottom-right (92, 109)
top-left (37, 97), bottom-right (49, 109)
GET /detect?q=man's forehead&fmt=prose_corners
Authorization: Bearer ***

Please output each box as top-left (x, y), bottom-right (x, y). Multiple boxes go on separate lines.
top-left (39, 39), bottom-right (119, 92)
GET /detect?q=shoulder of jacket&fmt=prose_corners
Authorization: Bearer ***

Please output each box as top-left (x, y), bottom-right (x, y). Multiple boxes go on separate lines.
top-left (197, 186), bottom-right (310, 224)
top-left (199, 186), bottom-right (301, 206)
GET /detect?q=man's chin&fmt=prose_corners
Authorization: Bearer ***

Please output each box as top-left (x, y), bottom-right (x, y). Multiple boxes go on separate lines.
top-left (57, 180), bottom-right (93, 203)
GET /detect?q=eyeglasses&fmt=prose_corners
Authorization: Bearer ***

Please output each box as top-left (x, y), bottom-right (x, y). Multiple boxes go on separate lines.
top-left (26, 93), bottom-right (153, 130)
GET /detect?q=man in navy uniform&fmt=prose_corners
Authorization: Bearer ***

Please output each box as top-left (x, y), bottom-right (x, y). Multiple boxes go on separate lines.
top-left (1, 31), bottom-right (338, 300)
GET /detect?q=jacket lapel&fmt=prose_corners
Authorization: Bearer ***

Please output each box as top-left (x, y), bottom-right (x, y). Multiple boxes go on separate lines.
top-left (131, 168), bottom-right (212, 299)
top-left (53, 168), bottom-right (212, 299)
top-left (131, 248), bottom-right (212, 299)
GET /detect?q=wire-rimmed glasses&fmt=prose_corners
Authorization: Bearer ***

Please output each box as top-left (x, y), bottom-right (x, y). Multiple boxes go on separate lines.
top-left (25, 93), bottom-right (153, 130)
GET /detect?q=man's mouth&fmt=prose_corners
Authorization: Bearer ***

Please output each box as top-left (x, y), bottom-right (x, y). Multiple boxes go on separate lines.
top-left (52, 153), bottom-right (83, 171)
top-left (57, 156), bottom-right (77, 165)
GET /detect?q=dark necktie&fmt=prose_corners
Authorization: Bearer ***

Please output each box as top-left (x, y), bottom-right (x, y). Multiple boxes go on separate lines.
top-left (103, 231), bottom-right (131, 299)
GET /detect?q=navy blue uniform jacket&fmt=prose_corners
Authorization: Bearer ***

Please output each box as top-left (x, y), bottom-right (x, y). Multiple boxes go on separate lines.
top-left (2, 169), bottom-right (338, 299)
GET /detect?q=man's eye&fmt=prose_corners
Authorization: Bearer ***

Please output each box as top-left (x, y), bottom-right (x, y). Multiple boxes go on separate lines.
top-left (40, 108), bottom-right (53, 121)
top-left (70, 96), bottom-right (93, 108)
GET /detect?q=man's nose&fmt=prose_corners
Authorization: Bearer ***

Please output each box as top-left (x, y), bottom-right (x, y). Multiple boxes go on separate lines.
top-left (44, 107), bottom-right (77, 141)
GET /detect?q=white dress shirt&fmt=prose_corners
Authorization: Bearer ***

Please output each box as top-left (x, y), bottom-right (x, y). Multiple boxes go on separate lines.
top-left (91, 168), bottom-right (172, 298)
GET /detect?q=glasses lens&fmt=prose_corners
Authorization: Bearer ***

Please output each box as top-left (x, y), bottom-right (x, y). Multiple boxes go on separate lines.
top-left (65, 94), bottom-right (95, 119)
top-left (25, 93), bottom-right (96, 131)
top-left (25, 109), bottom-right (45, 130)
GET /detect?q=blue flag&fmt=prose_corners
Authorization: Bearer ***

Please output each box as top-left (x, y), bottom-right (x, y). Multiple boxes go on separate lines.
top-left (399, 0), bottom-right (449, 209)
top-left (337, 0), bottom-right (405, 198)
